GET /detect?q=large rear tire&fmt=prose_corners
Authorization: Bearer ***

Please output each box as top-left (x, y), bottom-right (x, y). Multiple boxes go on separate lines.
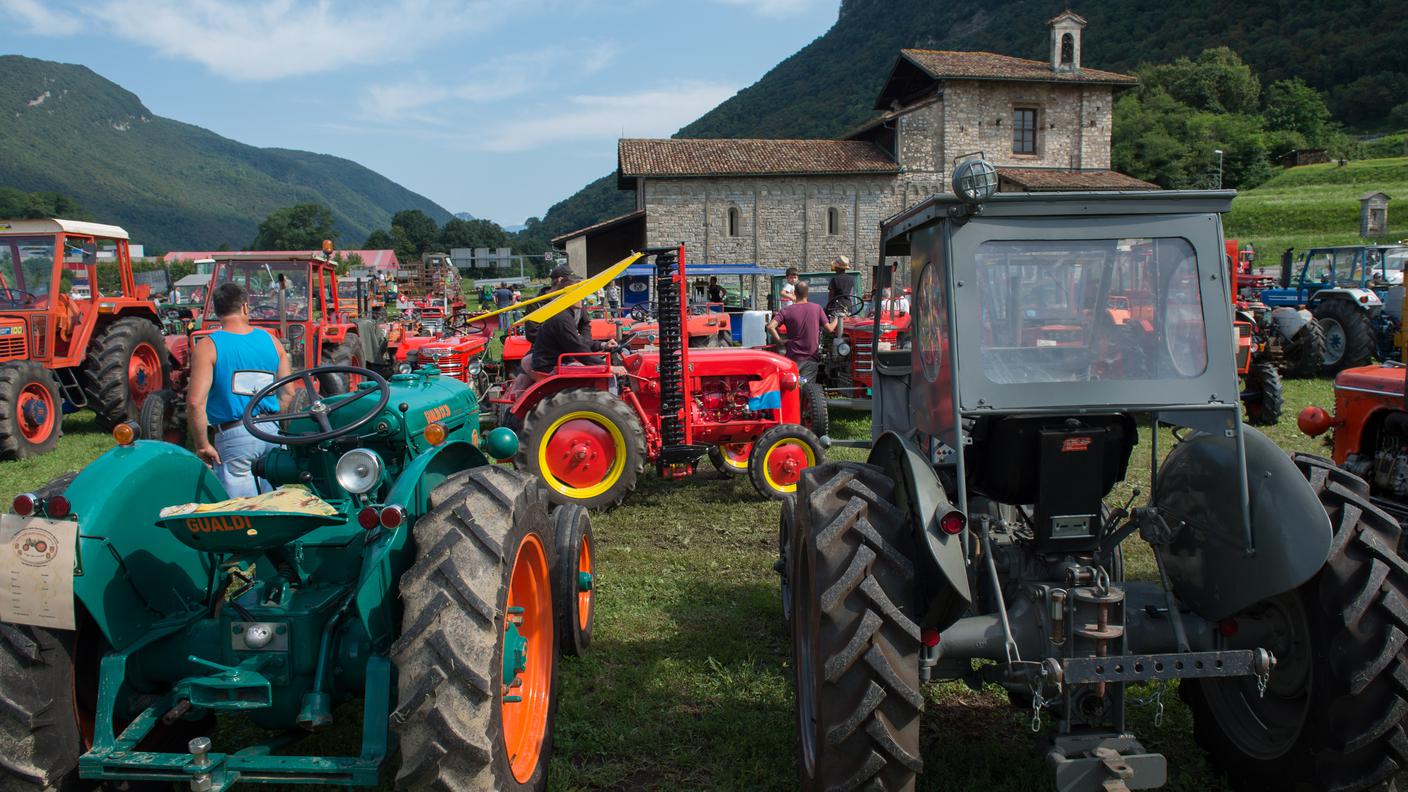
top-left (517, 389), bottom-right (646, 510)
top-left (1182, 454), bottom-right (1408, 791)
top-left (391, 466), bottom-right (558, 791)
top-left (1241, 359), bottom-right (1283, 426)
top-left (0, 362), bottom-right (62, 460)
top-left (789, 462), bottom-right (922, 791)
top-left (1314, 301), bottom-right (1375, 375)
top-left (81, 317), bottom-right (169, 430)
top-left (1281, 319), bottom-right (1326, 379)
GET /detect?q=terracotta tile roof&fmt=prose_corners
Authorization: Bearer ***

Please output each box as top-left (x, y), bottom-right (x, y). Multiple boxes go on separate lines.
top-left (900, 48), bottom-right (1135, 86)
top-left (997, 168), bottom-right (1159, 192)
top-left (551, 209), bottom-right (645, 245)
top-left (618, 138), bottom-right (899, 179)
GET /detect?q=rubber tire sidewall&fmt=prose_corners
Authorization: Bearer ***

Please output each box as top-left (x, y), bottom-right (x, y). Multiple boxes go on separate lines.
top-left (800, 380), bottom-right (829, 439)
top-left (82, 317), bottom-right (170, 430)
top-left (0, 362), bottom-right (62, 460)
top-left (518, 388), bottom-right (646, 510)
top-left (748, 424), bottom-right (824, 501)
top-left (551, 505), bottom-right (594, 658)
top-left (318, 333), bottom-right (361, 395)
top-left (1314, 300), bottom-right (1376, 375)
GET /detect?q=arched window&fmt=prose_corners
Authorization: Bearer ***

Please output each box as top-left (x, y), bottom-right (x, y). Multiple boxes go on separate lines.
top-left (827, 207), bottom-right (840, 236)
top-left (1060, 33), bottom-right (1074, 65)
top-left (727, 207), bottom-right (740, 237)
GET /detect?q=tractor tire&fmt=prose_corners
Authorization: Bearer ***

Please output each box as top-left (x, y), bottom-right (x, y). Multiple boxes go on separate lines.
top-left (1314, 301), bottom-right (1375, 375)
top-left (708, 443), bottom-right (752, 477)
top-left (1241, 359), bottom-right (1283, 426)
top-left (801, 380), bottom-right (829, 439)
top-left (776, 496), bottom-right (796, 624)
top-left (1281, 319), bottom-right (1327, 379)
top-left (551, 504), bottom-right (594, 658)
top-left (0, 362), bottom-right (62, 460)
top-left (517, 389), bottom-right (645, 510)
top-left (391, 465), bottom-right (559, 791)
top-left (81, 317), bottom-right (169, 431)
top-left (748, 424), bottom-right (823, 501)
top-left (138, 387), bottom-right (187, 446)
top-left (1181, 459), bottom-right (1408, 792)
top-left (789, 462), bottom-right (922, 792)
top-left (318, 333), bottom-right (362, 395)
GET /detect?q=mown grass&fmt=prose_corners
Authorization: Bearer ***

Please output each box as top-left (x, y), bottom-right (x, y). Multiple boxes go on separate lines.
top-left (0, 379), bottom-right (1362, 791)
top-left (1225, 156), bottom-right (1408, 255)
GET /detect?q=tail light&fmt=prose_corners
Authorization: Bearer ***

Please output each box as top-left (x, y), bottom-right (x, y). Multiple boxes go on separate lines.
top-left (12, 493), bottom-right (38, 517)
top-left (921, 628), bottom-right (940, 647)
top-left (380, 505), bottom-right (407, 529)
top-left (357, 506), bottom-right (380, 530)
top-left (938, 511), bottom-right (967, 535)
top-left (46, 495), bottom-right (71, 519)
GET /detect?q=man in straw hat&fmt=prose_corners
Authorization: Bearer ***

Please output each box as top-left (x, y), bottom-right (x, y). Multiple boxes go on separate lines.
top-left (827, 255), bottom-right (857, 309)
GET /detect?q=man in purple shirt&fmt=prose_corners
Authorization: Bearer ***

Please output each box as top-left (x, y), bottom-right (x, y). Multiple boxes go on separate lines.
top-left (766, 280), bottom-right (838, 381)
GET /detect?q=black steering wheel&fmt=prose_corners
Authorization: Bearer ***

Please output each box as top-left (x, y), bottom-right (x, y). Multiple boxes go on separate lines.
top-left (0, 288), bottom-right (36, 306)
top-left (628, 302), bottom-right (657, 321)
top-left (242, 366), bottom-right (391, 445)
top-left (827, 295), bottom-right (865, 317)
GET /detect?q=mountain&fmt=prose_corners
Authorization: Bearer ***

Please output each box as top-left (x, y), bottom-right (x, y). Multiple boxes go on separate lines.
top-left (530, 0), bottom-right (1408, 241)
top-left (454, 212), bottom-right (477, 220)
top-left (0, 55), bottom-right (452, 251)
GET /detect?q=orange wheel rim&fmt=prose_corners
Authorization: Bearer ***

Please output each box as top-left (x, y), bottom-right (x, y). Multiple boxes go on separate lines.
top-left (501, 531), bottom-right (553, 783)
top-left (16, 382), bottom-right (55, 443)
top-left (577, 534), bottom-right (593, 633)
top-left (128, 342), bottom-right (162, 404)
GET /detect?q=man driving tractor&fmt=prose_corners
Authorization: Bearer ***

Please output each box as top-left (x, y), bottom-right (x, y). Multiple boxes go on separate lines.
top-left (528, 270), bottom-right (620, 380)
top-left (187, 282), bottom-right (293, 497)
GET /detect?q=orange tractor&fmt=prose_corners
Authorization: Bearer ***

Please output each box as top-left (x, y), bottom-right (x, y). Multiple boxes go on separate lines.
top-left (0, 219), bottom-right (168, 458)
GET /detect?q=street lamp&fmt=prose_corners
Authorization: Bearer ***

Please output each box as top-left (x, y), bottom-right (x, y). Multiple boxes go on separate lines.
top-left (1214, 149), bottom-right (1224, 189)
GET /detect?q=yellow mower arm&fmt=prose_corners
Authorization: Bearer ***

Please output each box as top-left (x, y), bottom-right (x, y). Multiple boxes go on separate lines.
top-left (515, 252), bottom-right (643, 325)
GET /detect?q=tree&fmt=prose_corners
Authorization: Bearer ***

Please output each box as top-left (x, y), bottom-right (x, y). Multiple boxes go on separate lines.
top-left (0, 188), bottom-right (91, 220)
top-left (364, 229), bottom-right (395, 250)
top-left (437, 217), bottom-right (508, 251)
top-left (1139, 47), bottom-right (1261, 116)
top-left (333, 251), bottom-right (365, 276)
top-left (252, 203), bottom-right (337, 250)
top-left (389, 210), bottom-right (439, 261)
top-left (1264, 78), bottom-right (1332, 147)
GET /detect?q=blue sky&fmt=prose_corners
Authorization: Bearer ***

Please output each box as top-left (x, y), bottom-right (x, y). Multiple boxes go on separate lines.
top-left (2, 0), bottom-right (839, 228)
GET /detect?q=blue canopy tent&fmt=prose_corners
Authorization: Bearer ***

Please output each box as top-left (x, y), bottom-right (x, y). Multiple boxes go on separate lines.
top-left (617, 262), bottom-right (786, 341)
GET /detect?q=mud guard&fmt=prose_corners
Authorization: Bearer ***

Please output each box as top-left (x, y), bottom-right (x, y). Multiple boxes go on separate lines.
top-left (868, 431), bottom-right (971, 631)
top-left (1155, 426), bottom-right (1331, 621)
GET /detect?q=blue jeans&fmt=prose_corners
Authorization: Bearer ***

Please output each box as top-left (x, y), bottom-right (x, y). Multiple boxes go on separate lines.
top-left (213, 424), bottom-right (275, 498)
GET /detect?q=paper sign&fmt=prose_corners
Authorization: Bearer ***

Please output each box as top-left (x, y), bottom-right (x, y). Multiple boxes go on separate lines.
top-left (0, 514), bottom-right (77, 631)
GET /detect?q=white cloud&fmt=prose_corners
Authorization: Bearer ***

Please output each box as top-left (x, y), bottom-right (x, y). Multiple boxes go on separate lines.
top-left (709, 0), bottom-right (825, 18)
top-left (75, 0), bottom-right (524, 81)
top-left (477, 81), bottom-right (737, 152)
top-left (0, 0), bottom-right (81, 35)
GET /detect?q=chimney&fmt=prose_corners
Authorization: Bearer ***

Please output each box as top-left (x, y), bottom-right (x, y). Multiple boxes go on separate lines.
top-left (1048, 10), bottom-right (1087, 74)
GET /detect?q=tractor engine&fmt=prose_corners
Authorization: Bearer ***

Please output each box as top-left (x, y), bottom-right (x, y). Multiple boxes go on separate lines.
top-left (1345, 412), bottom-right (1408, 498)
top-left (694, 375), bottom-right (764, 424)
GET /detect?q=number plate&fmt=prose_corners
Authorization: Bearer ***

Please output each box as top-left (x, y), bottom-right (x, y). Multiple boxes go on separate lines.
top-left (0, 515), bottom-right (77, 630)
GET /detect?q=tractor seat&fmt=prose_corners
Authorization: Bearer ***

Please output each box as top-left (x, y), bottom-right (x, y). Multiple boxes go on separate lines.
top-left (156, 484), bottom-right (344, 554)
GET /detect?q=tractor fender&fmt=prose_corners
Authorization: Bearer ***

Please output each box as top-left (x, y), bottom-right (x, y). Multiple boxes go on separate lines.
top-left (1312, 288), bottom-right (1381, 309)
top-left (354, 439), bottom-right (490, 648)
top-left (509, 373), bottom-right (611, 420)
top-left (321, 323), bottom-right (354, 345)
top-left (62, 442), bottom-right (220, 651)
top-left (867, 431), bottom-right (972, 631)
top-left (1269, 306), bottom-right (1313, 341)
top-left (1154, 426), bottom-right (1332, 621)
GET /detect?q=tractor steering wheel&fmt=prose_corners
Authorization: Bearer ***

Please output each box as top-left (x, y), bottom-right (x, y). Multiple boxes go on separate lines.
top-left (827, 295), bottom-right (865, 317)
top-left (0, 288), bottom-right (36, 306)
top-left (629, 302), bottom-right (656, 321)
top-left (242, 366), bottom-right (391, 445)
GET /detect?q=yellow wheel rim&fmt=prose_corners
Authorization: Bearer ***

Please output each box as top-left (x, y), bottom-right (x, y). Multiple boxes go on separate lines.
top-left (761, 437), bottom-right (815, 493)
top-left (720, 443), bottom-right (751, 473)
top-left (537, 410), bottom-right (628, 500)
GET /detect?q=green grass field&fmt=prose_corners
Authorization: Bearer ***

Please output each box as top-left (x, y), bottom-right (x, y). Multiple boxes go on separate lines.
top-left (0, 379), bottom-right (1352, 791)
top-left (1225, 156), bottom-right (1408, 255)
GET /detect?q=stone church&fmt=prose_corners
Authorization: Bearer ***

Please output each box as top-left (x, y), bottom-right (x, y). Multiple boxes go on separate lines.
top-left (555, 11), bottom-right (1155, 277)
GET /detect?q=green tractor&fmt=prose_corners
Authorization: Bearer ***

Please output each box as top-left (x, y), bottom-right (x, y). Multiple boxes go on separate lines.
top-left (0, 362), bottom-right (597, 790)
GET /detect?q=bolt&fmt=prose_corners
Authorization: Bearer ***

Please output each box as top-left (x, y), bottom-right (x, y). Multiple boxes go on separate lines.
top-left (188, 737), bottom-right (212, 768)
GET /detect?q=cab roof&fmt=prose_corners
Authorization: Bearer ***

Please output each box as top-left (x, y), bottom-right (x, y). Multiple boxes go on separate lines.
top-left (0, 218), bottom-right (130, 240)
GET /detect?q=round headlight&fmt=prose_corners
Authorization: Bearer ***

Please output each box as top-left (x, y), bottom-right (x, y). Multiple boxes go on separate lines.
top-left (335, 449), bottom-right (384, 495)
top-left (952, 157), bottom-right (998, 205)
top-left (468, 358), bottom-right (483, 377)
top-left (396, 362), bottom-right (413, 374)
top-left (835, 341), bottom-right (852, 358)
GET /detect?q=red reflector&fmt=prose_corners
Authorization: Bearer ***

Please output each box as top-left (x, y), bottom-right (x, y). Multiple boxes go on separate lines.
top-left (1219, 618), bottom-right (1239, 638)
top-left (921, 628), bottom-right (940, 647)
top-left (939, 511), bottom-right (967, 535)
top-left (12, 493), bottom-right (37, 517)
top-left (779, 371), bottom-right (799, 391)
top-left (46, 495), bottom-right (71, 519)
top-left (380, 505), bottom-right (406, 529)
top-left (1360, 295), bottom-right (1370, 303)
top-left (357, 506), bottom-right (380, 530)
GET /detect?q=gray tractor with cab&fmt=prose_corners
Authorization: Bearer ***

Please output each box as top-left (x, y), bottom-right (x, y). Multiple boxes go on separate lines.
top-left (781, 163), bottom-right (1407, 792)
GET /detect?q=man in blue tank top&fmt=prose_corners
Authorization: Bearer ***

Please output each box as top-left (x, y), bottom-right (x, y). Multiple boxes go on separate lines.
top-left (186, 282), bottom-right (293, 497)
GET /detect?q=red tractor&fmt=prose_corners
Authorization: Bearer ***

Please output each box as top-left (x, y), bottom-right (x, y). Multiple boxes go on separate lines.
top-left (1228, 239), bottom-right (1285, 425)
top-left (0, 218), bottom-right (168, 458)
top-left (500, 245), bottom-right (825, 508)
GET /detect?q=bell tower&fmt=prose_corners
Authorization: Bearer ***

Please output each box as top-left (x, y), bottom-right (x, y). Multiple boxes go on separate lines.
top-left (1049, 10), bottom-right (1086, 73)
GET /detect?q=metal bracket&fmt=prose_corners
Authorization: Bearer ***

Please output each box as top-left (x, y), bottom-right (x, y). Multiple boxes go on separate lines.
top-left (1062, 649), bottom-right (1267, 685)
top-left (1047, 734), bottom-right (1166, 792)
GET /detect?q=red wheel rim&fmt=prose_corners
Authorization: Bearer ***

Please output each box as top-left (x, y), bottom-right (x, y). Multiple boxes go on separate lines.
top-left (16, 382), bottom-right (55, 443)
top-left (765, 441), bottom-right (812, 489)
top-left (502, 532), bottom-right (553, 783)
top-left (128, 342), bottom-right (162, 405)
top-left (577, 534), bottom-right (593, 633)
top-left (543, 417), bottom-right (621, 491)
top-left (721, 443), bottom-right (751, 471)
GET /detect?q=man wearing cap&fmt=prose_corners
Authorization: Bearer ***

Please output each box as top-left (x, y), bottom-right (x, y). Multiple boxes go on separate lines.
top-left (827, 255), bottom-right (856, 309)
top-left (528, 269), bottom-right (618, 377)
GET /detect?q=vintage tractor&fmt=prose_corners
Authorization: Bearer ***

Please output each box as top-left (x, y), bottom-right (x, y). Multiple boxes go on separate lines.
top-left (502, 245), bottom-right (825, 508)
top-left (0, 362), bottom-right (596, 790)
top-left (782, 172), bottom-right (1406, 792)
top-left (0, 219), bottom-right (169, 459)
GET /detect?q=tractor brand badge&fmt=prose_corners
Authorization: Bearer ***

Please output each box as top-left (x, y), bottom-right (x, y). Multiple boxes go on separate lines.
top-left (423, 404), bottom-right (453, 423)
top-left (1061, 436), bottom-right (1093, 453)
top-left (185, 514), bottom-right (253, 533)
top-left (12, 526), bottom-right (59, 567)
top-left (0, 325), bottom-right (20, 336)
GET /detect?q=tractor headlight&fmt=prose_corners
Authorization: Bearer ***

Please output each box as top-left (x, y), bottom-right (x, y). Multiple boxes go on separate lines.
top-left (835, 341), bottom-right (852, 358)
top-left (468, 358), bottom-right (483, 377)
top-left (396, 362), bottom-right (413, 374)
top-left (335, 449), bottom-right (384, 495)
